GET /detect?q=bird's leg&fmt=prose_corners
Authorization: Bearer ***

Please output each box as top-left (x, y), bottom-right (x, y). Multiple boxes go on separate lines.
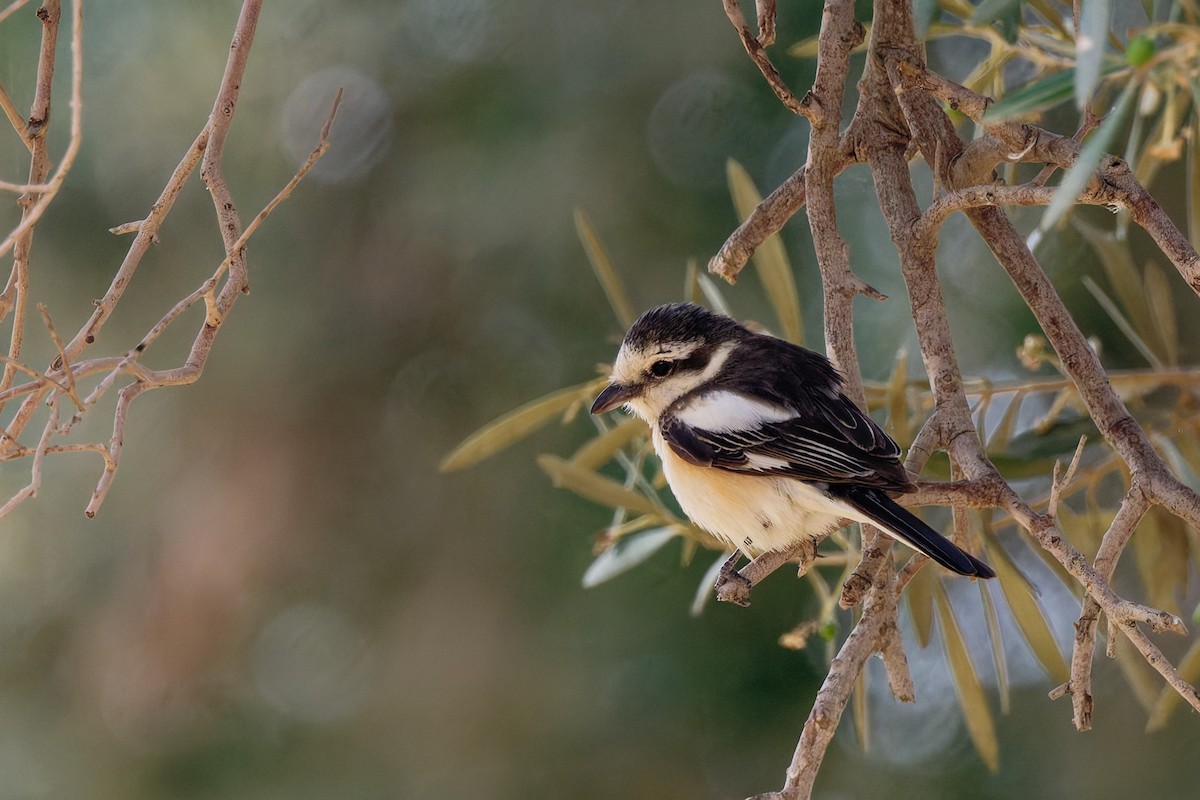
top-left (715, 539), bottom-right (820, 607)
top-left (715, 550), bottom-right (752, 606)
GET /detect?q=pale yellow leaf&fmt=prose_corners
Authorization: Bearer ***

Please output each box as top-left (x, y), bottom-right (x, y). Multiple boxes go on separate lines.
top-left (575, 208), bottom-right (636, 328)
top-left (988, 542), bottom-right (1069, 684)
top-left (570, 417), bottom-right (647, 472)
top-left (440, 378), bottom-right (608, 472)
top-left (906, 560), bottom-right (936, 648)
top-left (537, 454), bottom-right (661, 517)
top-left (934, 582), bottom-right (999, 772)
top-left (978, 578), bottom-right (1011, 715)
top-left (726, 159), bottom-right (804, 345)
top-left (887, 349), bottom-right (911, 445)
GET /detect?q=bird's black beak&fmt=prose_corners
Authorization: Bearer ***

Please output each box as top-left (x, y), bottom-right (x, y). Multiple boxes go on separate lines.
top-left (590, 382), bottom-right (640, 414)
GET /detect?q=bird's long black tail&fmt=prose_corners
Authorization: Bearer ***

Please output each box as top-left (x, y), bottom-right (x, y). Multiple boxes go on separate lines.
top-left (832, 486), bottom-right (995, 578)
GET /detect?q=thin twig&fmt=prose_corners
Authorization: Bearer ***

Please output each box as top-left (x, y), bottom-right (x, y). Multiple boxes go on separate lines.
top-left (1047, 435), bottom-right (1087, 520)
top-left (721, 0), bottom-right (815, 121)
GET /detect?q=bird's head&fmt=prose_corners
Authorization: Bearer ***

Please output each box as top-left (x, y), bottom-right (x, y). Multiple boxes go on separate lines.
top-left (591, 303), bottom-right (746, 422)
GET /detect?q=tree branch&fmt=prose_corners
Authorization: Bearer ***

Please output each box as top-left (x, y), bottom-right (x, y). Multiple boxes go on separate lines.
top-left (713, 0), bottom-right (1200, 795)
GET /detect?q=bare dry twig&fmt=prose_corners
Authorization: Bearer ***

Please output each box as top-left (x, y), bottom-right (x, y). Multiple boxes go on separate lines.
top-left (0, 0), bottom-right (334, 524)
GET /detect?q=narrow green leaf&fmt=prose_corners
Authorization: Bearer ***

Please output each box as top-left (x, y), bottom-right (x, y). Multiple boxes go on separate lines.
top-left (934, 583), bottom-right (1000, 772)
top-left (984, 69), bottom-right (1077, 122)
top-left (1142, 262), bottom-right (1178, 366)
top-left (988, 540), bottom-right (1070, 683)
top-left (575, 208), bottom-right (636, 329)
top-left (726, 159), bottom-right (804, 345)
top-left (1025, 0), bottom-right (1068, 34)
top-left (1040, 80), bottom-right (1138, 231)
top-left (537, 454), bottom-right (662, 516)
top-left (1146, 635), bottom-right (1200, 731)
top-left (440, 378), bottom-right (608, 472)
top-left (582, 526), bottom-right (678, 588)
top-left (570, 417), bottom-right (647, 471)
top-left (1075, 0), bottom-right (1112, 109)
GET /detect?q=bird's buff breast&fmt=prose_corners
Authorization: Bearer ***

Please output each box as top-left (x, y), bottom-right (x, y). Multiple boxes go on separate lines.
top-left (652, 428), bottom-right (846, 556)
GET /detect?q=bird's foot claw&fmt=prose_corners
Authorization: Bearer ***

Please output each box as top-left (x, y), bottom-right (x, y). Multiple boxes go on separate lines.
top-left (715, 551), bottom-right (752, 607)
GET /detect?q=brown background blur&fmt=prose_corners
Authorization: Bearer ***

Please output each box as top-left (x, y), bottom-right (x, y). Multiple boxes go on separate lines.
top-left (0, 2), bottom-right (1196, 798)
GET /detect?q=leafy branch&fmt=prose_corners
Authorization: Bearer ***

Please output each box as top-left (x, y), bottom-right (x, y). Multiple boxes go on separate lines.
top-left (444, 0), bottom-right (1200, 796)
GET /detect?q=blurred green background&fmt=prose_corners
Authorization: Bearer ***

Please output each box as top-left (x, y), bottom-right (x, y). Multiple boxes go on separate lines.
top-left (0, 1), bottom-right (1197, 798)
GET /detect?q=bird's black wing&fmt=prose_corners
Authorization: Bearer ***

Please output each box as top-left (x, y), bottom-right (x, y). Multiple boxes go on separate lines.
top-left (659, 335), bottom-right (912, 491)
top-left (660, 394), bottom-right (909, 490)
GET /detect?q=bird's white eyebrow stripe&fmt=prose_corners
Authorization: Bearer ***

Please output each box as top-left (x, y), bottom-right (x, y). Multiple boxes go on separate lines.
top-left (675, 390), bottom-right (793, 432)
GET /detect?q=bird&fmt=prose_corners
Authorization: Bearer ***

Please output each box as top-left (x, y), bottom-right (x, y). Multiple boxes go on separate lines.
top-left (590, 302), bottom-right (995, 579)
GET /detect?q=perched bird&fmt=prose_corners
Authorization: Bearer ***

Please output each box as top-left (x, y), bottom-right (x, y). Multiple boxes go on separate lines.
top-left (590, 303), bottom-right (994, 579)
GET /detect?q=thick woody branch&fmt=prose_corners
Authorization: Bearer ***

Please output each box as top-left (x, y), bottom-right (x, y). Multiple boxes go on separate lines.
top-left (709, 167), bottom-right (807, 282)
top-left (755, 573), bottom-right (897, 800)
top-left (1058, 485), bottom-right (1150, 729)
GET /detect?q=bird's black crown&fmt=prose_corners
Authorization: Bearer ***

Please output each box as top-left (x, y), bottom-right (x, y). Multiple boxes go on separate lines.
top-left (623, 303), bottom-right (746, 350)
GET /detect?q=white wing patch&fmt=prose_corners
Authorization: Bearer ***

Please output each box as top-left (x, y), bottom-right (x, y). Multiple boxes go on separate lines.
top-left (676, 390), bottom-right (793, 433)
top-left (744, 453), bottom-right (791, 471)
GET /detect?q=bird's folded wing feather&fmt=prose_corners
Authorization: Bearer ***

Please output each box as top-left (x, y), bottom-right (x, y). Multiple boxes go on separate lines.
top-left (660, 388), bottom-right (912, 491)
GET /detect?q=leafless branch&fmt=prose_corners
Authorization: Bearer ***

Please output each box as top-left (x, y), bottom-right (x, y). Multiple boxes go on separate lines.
top-left (0, 1), bottom-right (332, 523)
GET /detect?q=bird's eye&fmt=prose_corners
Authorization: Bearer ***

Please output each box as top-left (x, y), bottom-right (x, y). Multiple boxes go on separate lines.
top-left (648, 360), bottom-right (674, 378)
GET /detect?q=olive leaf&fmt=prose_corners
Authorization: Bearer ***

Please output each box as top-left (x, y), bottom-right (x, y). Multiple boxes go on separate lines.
top-left (726, 159), bottom-right (804, 345)
top-left (440, 378), bottom-right (608, 472)
top-left (582, 526), bottom-right (679, 588)
top-left (934, 581), bottom-right (1000, 772)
